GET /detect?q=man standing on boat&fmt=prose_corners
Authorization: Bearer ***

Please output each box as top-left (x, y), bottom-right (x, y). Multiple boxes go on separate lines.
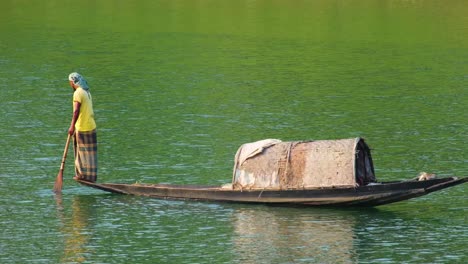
top-left (68, 72), bottom-right (97, 183)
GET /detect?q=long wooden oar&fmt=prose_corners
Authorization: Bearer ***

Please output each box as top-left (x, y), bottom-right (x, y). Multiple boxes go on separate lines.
top-left (53, 134), bottom-right (72, 193)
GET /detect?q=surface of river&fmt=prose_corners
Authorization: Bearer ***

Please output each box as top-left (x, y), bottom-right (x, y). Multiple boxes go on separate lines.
top-left (0, 1), bottom-right (467, 263)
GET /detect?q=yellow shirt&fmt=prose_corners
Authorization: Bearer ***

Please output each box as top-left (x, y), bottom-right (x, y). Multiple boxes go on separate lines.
top-left (73, 87), bottom-right (96, 131)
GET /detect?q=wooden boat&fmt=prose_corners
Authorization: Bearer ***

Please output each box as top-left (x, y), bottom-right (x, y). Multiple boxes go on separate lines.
top-left (76, 138), bottom-right (467, 207)
top-left (76, 177), bottom-right (467, 207)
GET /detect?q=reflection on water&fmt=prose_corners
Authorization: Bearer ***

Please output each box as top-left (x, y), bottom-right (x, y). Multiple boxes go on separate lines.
top-left (55, 194), bottom-right (96, 263)
top-left (0, 0), bottom-right (466, 263)
top-left (231, 206), bottom-right (357, 264)
top-left (52, 193), bottom-right (361, 263)
top-left (46, 193), bottom-right (467, 263)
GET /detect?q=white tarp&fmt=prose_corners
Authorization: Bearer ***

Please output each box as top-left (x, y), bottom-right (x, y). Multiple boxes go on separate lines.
top-left (232, 138), bottom-right (375, 190)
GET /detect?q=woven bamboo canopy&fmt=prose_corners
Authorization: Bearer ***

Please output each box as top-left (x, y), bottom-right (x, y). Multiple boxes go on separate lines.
top-left (232, 138), bottom-right (376, 190)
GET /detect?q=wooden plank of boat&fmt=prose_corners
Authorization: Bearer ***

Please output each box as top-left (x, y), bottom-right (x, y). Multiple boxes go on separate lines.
top-left (75, 176), bottom-right (467, 207)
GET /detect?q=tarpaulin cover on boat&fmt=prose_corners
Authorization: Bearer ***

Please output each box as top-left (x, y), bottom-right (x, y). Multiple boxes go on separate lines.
top-left (232, 138), bottom-right (376, 190)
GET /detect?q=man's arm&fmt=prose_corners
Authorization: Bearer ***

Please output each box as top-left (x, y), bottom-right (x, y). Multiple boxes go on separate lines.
top-left (68, 101), bottom-right (81, 135)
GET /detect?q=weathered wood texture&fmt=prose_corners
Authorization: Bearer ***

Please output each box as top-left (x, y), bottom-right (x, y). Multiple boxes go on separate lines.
top-left (77, 176), bottom-right (467, 207)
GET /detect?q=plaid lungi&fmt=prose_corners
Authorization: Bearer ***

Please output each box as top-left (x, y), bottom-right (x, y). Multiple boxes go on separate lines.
top-left (73, 130), bottom-right (97, 182)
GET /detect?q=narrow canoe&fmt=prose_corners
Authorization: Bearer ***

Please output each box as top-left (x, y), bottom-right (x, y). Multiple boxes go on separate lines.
top-left (76, 176), bottom-right (467, 207)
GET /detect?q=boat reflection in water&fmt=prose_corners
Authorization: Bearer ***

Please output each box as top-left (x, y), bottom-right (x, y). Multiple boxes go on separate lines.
top-left (231, 206), bottom-right (358, 263)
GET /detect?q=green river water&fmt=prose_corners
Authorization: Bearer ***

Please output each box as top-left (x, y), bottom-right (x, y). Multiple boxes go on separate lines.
top-left (0, 1), bottom-right (467, 263)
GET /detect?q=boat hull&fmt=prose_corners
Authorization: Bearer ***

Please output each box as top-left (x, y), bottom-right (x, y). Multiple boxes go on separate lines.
top-left (76, 176), bottom-right (467, 207)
